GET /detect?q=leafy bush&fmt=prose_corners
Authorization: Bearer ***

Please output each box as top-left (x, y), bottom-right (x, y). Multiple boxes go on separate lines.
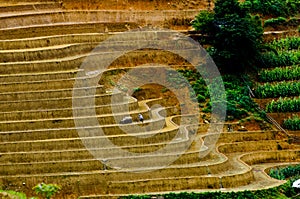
top-left (33, 183), bottom-right (61, 199)
top-left (192, 0), bottom-right (263, 73)
top-left (204, 75), bottom-right (258, 120)
top-left (178, 70), bottom-right (258, 120)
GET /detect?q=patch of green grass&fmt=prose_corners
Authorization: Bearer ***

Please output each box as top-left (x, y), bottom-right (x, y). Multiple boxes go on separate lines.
top-left (0, 190), bottom-right (27, 199)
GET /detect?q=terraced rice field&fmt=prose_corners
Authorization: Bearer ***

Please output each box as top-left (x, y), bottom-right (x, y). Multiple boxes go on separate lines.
top-left (0, 1), bottom-right (299, 198)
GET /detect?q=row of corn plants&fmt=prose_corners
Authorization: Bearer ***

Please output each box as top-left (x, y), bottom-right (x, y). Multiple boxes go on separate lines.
top-left (255, 81), bottom-right (300, 98)
top-left (258, 64), bottom-right (300, 82)
top-left (267, 37), bottom-right (300, 51)
top-left (259, 50), bottom-right (300, 68)
top-left (266, 97), bottom-right (300, 112)
top-left (283, 115), bottom-right (300, 130)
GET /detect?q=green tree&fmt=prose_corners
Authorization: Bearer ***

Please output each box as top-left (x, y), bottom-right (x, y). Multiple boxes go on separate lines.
top-left (33, 183), bottom-right (61, 199)
top-left (192, 0), bottom-right (263, 73)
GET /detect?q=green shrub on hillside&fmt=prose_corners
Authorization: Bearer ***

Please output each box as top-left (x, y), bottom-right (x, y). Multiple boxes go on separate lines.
top-left (178, 70), bottom-right (258, 121)
top-left (33, 183), bottom-right (61, 199)
top-left (193, 0), bottom-right (263, 73)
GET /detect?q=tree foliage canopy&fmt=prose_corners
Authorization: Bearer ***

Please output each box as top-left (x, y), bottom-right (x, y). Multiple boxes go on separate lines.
top-left (192, 0), bottom-right (263, 73)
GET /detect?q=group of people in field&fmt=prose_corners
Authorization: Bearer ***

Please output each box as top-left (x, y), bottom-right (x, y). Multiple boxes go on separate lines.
top-left (119, 113), bottom-right (143, 124)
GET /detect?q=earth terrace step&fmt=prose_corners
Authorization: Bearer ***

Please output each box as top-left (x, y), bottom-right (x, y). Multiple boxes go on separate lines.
top-left (4, 152), bottom-right (296, 197)
top-left (0, 85), bottom-right (105, 101)
top-left (0, 99), bottom-right (139, 120)
top-left (0, 137), bottom-right (222, 164)
top-left (0, 33), bottom-right (111, 50)
top-left (248, 162), bottom-right (296, 190)
top-left (263, 30), bottom-right (300, 43)
top-left (0, 149), bottom-right (228, 177)
top-left (0, 117), bottom-right (167, 142)
top-left (0, 105), bottom-right (153, 130)
top-left (0, 124), bottom-right (184, 159)
top-left (0, 76), bottom-right (108, 92)
top-left (0, 36), bottom-right (198, 65)
top-left (0, 119), bottom-right (167, 150)
top-left (0, 49), bottom-right (193, 74)
top-left (0, 22), bottom-right (139, 39)
top-left (0, 39), bottom-right (178, 63)
top-left (61, 164), bottom-right (299, 199)
top-left (217, 130), bottom-right (285, 143)
top-left (217, 140), bottom-right (296, 154)
top-left (290, 134), bottom-right (300, 144)
top-left (0, 161), bottom-right (283, 198)
top-left (0, 2), bottom-right (62, 14)
top-left (0, 157), bottom-right (228, 198)
top-left (0, 141), bottom-right (220, 173)
top-left (0, 10), bottom-right (200, 29)
top-left (0, 139), bottom-right (205, 173)
top-left (0, 29), bottom-right (192, 50)
top-left (0, 69), bottom-right (82, 83)
top-left (0, 56), bottom-right (84, 74)
top-left (2, 118), bottom-right (189, 153)
top-left (107, 150), bottom-right (271, 193)
top-left (240, 150), bottom-right (300, 165)
top-left (0, 92), bottom-right (125, 112)
top-left (108, 169), bottom-right (254, 193)
top-left (0, 125), bottom-right (280, 146)
top-left (0, 133), bottom-right (224, 173)
top-left (0, 43), bottom-right (98, 62)
top-left (191, 130), bottom-right (283, 152)
top-left (0, 134), bottom-right (186, 163)
top-left (3, 131), bottom-right (276, 176)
